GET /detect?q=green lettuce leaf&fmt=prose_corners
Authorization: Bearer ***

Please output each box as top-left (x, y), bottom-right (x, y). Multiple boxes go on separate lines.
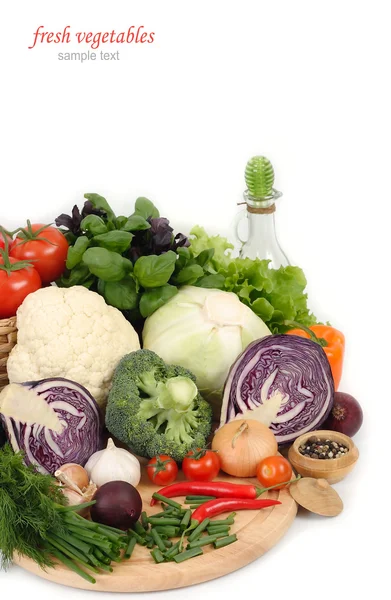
top-left (189, 226), bottom-right (318, 333)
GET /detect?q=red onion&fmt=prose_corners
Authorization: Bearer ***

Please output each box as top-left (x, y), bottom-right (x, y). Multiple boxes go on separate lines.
top-left (90, 481), bottom-right (142, 530)
top-left (322, 391), bottom-right (363, 437)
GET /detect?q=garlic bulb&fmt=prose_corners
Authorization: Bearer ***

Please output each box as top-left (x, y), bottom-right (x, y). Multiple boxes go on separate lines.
top-left (84, 438), bottom-right (141, 488)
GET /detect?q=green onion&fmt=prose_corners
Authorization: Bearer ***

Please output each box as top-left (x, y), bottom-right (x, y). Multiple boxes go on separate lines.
top-left (213, 534), bottom-right (238, 549)
top-left (96, 527), bottom-right (122, 543)
top-left (148, 517), bottom-right (181, 526)
top-left (180, 509), bottom-right (192, 531)
top-left (71, 532), bottom-right (112, 551)
top-left (152, 526), bottom-right (180, 537)
top-left (185, 498), bottom-right (214, 505)
top-left (55, 500), bottom-right (96, 512)
top-left (187, 535), bottom-right (218, 549)
top-left (128, 529), bottom-right (148, 545)
top-left (133, 521), bottom-right (147, 537)
top-left (188, 504), bottom-right (206, 509)
top-left (125, 536), bottom-right (137, 559)
top-left (46, 539), bottom-right (98, 573)
top-left (152, 493), bottom-right (182, 510)
top-left (209, 513), bottom-right (236, 526)
top-left (47, 534), bottom-right (90, 564)
top-left (146, 539), bottom-right (155, 549)
top-left (141, 511), bottom-right (149, 529)
top-left (187, 518), bottom-right (210, 542)
top-left (93, 522), bottom-right (128, 536)
top-left (173, 547), bottom-right (203, 563)
top-left (164, 541), bottom-right (180, 560)
top-left (150, 548), bottom-right (165, 564)
top-left (51, 548), bottom-right (96, 584)
top-left (92, 548), bottom-right (111, 565)
top-left (150, 528), bottom-right (167, 553)
top-left (164, 539), bottom-right (173, 548)
top-left (208, 523), bottom-right (231, 533)
top-left (59, 532), bottom-right (93, 555)
top-left (66, 524), bottom-right (107, 542)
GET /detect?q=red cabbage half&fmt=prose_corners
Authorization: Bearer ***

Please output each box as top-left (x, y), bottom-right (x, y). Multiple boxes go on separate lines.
top-left (0, 377), bottom-right (102, 474)
top-left (220, 334), bottom-right (334, 444)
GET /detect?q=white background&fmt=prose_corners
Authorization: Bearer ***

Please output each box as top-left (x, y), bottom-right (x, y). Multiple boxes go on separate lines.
top-left (1, 0), bottom-right (389, 598)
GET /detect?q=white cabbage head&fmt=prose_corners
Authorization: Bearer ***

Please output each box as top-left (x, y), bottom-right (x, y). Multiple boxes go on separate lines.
top-left (142, 286), bottom-right (270, 418)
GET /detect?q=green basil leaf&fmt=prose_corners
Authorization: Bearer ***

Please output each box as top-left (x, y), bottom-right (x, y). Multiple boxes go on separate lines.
top-left (93, 231), bottom-right (133, 253)
top-left (177, 247), bottom-right (190, 259)
top-left (134, 250), bottom-right (177, 288)
top-left (98, 277), bottom-right (139, 310)
top-left (173, 264), bottom-right (204, 285)
top-left (115, 216), bottom-right (128, 229)
top-left (84, 193), bottom-right (116, 221)
top-left (194, 273), bottom-right (226, 289)
top-left (195, 248), bottom-right (214, 267)
top-left (82, 247), bottom-right (132, 282)
top-left (57, 262), bottom-right (92, 287)
top-left (134, 197), bottom-right (160, 220)
top-left (139, 285), bottom-right (178, 318)
top-left (66, 236), bottom-right (90, 269)
top-left (80, 215), bottom-right (108, 236)
top-left (122, 215), bottom-right (151, 231)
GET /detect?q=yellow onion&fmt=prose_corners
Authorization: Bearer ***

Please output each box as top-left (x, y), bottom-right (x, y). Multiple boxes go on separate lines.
top-left (58, 483), bottom-right (97, 516)
top-left (55, 463), bottom-right (89, 492)
top-left (212, 419), bottom-right (278, 477)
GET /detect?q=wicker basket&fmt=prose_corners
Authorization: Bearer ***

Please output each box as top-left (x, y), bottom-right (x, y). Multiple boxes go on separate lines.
top-left (0, 316), bottom-right (17, 391)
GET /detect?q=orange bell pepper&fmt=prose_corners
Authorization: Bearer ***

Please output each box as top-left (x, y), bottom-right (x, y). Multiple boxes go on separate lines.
top-left (285, 323), bottom-right (345, 390)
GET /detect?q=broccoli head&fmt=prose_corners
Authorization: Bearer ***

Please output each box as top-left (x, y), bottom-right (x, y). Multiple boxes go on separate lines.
top-left (105, 349), bottom-right (212, 462)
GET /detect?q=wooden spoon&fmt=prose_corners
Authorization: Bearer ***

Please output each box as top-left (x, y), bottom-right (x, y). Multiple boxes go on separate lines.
top-left (289, 477), bottom-right (343, 517)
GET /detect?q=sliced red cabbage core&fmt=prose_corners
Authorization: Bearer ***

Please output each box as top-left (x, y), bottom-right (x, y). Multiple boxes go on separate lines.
top-left (0, 377), bottom-right (102, 474)
top-left (220, 334), bottom-right (334, 444)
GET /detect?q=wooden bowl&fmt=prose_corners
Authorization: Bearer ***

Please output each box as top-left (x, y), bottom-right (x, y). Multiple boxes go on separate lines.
top-left (288, 430), bottom-right (359, 484)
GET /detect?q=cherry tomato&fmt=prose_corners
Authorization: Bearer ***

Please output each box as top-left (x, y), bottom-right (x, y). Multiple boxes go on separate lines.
top-left (0, 230), bottom-right (13, 251)
top-left (146, 455), bottom-right (179, 486)
top-left (11, 223), bottom-right (68, 284)
top-left (0, 256), bottom-right (41, 318)
top-left (182, 449), bottom-right (221, 481)
top-left (256, 456), bottom-right (293, 490)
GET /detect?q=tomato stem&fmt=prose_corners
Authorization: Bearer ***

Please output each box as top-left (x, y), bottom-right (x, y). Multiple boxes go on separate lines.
top-left (0, 226), bottom-right (35, 275)
top-left (16, 220), bottom-right (56, 246)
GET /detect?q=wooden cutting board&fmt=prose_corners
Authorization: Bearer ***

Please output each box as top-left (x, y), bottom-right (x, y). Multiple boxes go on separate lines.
top-left (14, 473), bottom-right (297, 592)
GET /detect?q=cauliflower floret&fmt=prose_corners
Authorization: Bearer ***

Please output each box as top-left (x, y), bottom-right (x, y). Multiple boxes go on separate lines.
top-left (7, 286), bottom-right (140, 410)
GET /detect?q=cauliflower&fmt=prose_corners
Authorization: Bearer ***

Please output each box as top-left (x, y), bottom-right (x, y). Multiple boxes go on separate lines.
top-left (7, 286), bottom-right (140, 409)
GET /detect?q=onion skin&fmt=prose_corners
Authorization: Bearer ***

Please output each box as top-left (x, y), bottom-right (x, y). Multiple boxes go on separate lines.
top-left (90, 481), bottom-right (142, 530)
top-left (212, 419), bottom-right (278, 477)
top-left (55, 463), bottom-right (90, 491)
top-left (321, 392), bottom-right (363, 437)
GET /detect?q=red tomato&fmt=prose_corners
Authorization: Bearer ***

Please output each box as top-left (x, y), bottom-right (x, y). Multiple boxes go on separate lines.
top-left (256, 456), bottom-right (293, 490)
top-left (182, 449), bottom-right (221, 481)
top-left (0, 256), bottom-right (41, 318)
top-left (146, 455), bottom-right (179, 486)
top-left (11, 224), bottom-right (68, 284)
top-left (0, 230), bottom-right (13, 251)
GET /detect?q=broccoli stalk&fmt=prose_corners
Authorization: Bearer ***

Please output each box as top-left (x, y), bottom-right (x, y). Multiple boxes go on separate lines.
top-left (105, 350), bottom-right (212, 462)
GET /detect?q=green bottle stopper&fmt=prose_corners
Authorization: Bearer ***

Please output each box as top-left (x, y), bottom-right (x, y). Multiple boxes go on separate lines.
top-left (245, 156), bottom-right (275, 197)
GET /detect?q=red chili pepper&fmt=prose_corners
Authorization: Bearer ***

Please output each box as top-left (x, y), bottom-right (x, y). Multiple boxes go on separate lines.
top-left (191, 498), bottom-right (281, 524)
top-left (150, 481), bottom-right (264, 505)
